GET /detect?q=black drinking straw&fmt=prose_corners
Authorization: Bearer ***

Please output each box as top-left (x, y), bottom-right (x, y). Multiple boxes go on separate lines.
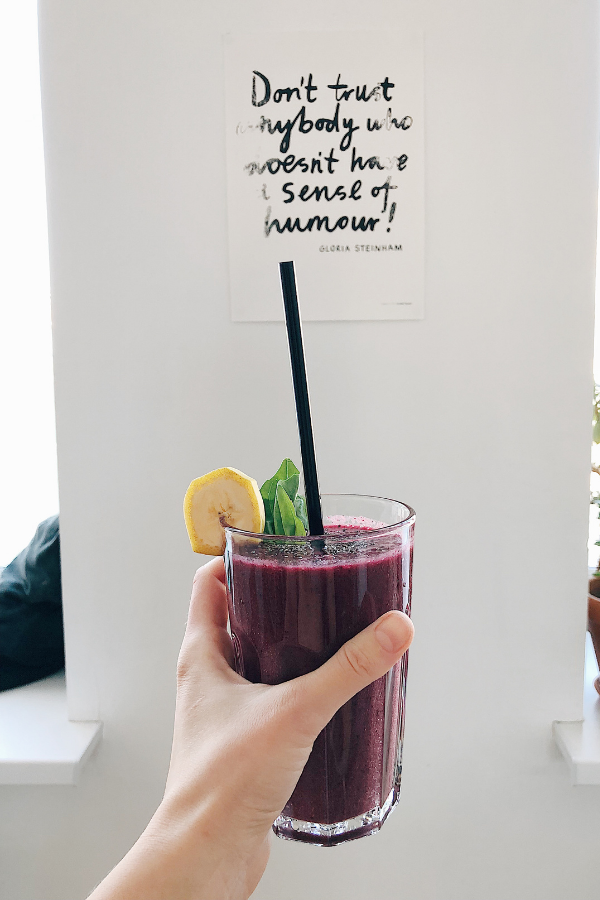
top-left (279, 261), bottom-right (324, 536)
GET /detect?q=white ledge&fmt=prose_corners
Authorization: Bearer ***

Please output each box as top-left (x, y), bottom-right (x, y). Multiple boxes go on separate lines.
top-left (0, 672), bottom-right (102, 785)
top-left (553, 633), bottom-right (600, 785)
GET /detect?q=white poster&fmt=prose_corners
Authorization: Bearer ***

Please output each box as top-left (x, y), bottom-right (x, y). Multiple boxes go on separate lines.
top-left (224, 31), bottom-right (424, 321)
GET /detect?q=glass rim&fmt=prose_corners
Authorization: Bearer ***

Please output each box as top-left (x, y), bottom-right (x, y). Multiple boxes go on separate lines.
top-left (224, 493), bottom-right (416, 541)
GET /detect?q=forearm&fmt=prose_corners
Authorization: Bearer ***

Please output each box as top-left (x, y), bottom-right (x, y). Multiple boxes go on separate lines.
top-left (87, 796), bottom-right (268, 900)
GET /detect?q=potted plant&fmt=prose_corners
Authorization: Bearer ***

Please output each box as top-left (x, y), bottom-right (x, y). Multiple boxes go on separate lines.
top-left (588, 385), bottom-right (600, 695)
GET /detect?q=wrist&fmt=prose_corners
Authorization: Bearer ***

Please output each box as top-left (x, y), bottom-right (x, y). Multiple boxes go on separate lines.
top-left (88, 793), bottom-right (269, 900)
top-left (144, 791), bottom-right (269, 900)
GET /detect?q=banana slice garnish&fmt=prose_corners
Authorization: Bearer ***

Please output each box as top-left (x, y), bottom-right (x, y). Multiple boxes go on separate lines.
top-left (183, 467), bottom-right (265, 555)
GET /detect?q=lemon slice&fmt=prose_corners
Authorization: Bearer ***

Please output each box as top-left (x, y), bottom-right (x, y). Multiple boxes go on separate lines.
top-left (183, 467), bottom-right (265, 554)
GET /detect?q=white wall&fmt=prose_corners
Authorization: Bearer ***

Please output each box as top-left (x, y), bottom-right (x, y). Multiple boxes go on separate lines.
top-left (0, 0), bottom-right (58, 566)
top-left (1, 1), bottom-right (599, 898)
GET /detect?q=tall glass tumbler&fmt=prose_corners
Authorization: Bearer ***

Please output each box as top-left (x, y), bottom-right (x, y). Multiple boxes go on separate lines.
top-left (224, 494), bottom-right (415, 846)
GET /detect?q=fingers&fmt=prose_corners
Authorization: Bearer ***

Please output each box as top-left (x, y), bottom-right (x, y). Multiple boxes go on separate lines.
top-left (179, 557), bottom-right (236, 678)
top-left (295, 611), bottom-right (414, 732)
top-left (187, 557), bottom-right (227, 634)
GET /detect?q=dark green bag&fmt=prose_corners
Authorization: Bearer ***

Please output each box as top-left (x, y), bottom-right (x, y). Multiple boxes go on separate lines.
top-left (0, 516), bottom-right (64, 691)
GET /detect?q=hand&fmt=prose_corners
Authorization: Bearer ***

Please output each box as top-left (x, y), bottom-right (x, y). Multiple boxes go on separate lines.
top-left (89, 557), bottom-right (413, 900)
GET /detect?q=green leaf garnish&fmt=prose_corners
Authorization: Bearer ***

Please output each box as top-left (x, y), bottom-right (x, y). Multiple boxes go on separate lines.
top-left (260, 459), bottom-right (307, 536)
top-left (279, 473), bottom-right (299, 503)
top-left (294, 494), bottom-right (308, 531)
top-left (276, 483), bottom-right (299, 535)
top-left (273, 496), bottom-right (284, 534)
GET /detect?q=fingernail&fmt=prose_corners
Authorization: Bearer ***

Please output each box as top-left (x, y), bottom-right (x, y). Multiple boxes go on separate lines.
top-left (374, 612), bottom-right (408, 654)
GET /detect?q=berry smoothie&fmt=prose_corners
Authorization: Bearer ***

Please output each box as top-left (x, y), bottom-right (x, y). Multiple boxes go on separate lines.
top-left (225, 512), bottom-right (414, 844)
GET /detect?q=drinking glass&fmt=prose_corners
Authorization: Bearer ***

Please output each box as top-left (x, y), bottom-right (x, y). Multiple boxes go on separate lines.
top-left (224, 494), bottom-right (415, 846)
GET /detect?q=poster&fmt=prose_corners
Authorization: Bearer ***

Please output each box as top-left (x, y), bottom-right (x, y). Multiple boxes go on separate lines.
top-left (224, 31), bottom-right (424, 321)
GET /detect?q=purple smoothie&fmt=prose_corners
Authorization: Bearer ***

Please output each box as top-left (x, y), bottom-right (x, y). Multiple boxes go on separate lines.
top-left (225, 518), bottom-right (413, 841)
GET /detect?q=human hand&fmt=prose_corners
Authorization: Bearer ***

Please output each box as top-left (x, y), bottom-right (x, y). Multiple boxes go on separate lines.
top-left (89, 557), bottom-right (413, 900)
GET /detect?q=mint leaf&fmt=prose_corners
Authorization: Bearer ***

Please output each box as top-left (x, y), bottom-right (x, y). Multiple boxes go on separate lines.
top-left (274, 459), bottom-right (300, 481)
top-left (260, 476), bottom-right (280, 531)
top-left (279, 473), bottom-right (299, 503)
top-left (260, 459), bottom-right (307, 536)
top-left (260, 477), bottom-right (278, 530)
top-left (276, 483), bottom-right (305, 536)
top-left (260, 460), bottom-right (299, 529)
top-left (273, 497), bottom-right (283, 535)
top-left (294, 495), bottom-right (308, 531)
top-left (260, 478), bottom-right (274, 505)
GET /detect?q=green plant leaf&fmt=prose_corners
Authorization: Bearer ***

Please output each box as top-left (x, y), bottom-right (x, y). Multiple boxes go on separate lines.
top-left (279, 473), bottom-right (299, 503)
top-left (260, 478), bottom-right (274, 505)
top-left (294, 495), bottom-right (308, 531)
top-left (260, 459), bottom-right (306, 536)
top-left (275, 458), bottom-right (300, 481)
top-left (260, 477), bottom-right (279, 530)
top-left (274, 483), bottom-right (307, 536)
top-left (273, 499), bottom-right (283, 535)
top-left (276, 483), bottom-right (299, 536)
top-left (593, 384), bottom-right (600, 443)
top-left (261, 460), bottom-right (302, 533)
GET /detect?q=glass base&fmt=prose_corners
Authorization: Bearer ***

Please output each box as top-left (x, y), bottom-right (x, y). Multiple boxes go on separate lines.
top-left (272, 785), bottom-right (400, 847)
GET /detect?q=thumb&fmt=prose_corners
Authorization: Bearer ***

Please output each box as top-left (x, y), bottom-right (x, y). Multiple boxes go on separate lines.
top-left (297, 610), bottom-right (414, 733)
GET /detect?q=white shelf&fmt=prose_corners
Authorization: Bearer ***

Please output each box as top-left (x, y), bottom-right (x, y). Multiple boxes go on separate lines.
top-left (0, 672), bottom-right (102, 785)
top-left (553, 633), bottom-right (600, 785)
